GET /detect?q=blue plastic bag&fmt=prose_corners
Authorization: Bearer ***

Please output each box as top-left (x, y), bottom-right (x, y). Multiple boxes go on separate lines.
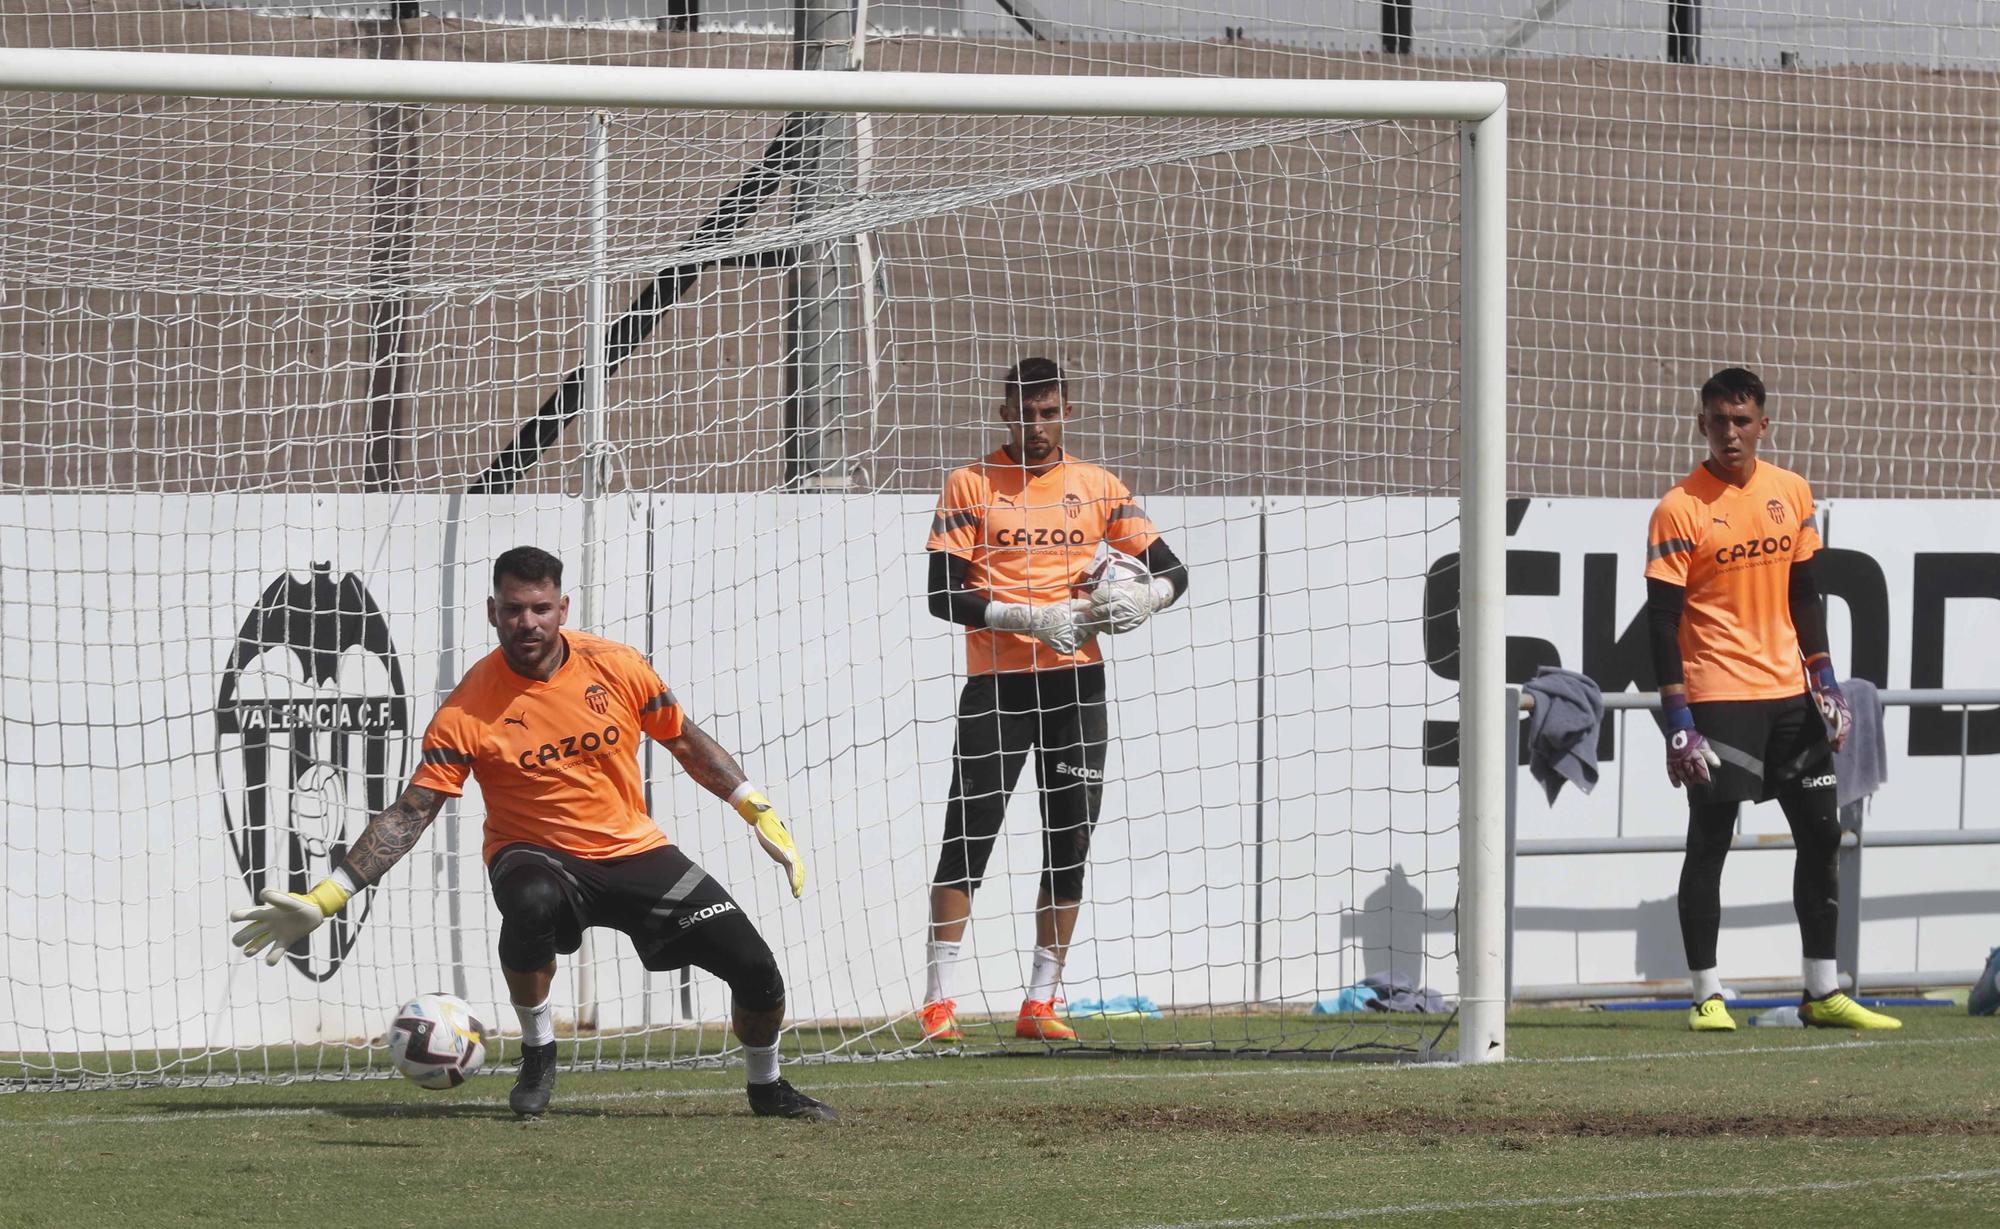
top-left (1970, 947), bottom-right (2000, 1017)
top-left (1310, 985), bottom-right (1381, 1015)
top-left (1065, 995), bottom-right (1163, 1019)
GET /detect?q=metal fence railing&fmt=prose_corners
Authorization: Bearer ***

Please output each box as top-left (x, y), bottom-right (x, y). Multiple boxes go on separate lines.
top-left (1505, 688), bottom-right (2000, 1003)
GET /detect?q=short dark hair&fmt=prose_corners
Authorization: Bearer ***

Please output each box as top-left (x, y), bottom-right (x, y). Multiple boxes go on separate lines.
top-left (494, 546), bottom-right (563, 591)
top-left (1001, 356), bottom-right (1068, 404)
top-left (1701, 367), bottom-right (1766, 410)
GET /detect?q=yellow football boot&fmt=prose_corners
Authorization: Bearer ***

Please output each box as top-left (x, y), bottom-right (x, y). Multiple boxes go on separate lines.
top-left (1800, 992), bottom-right (1901, 1030)
top-left (1688, 995), bottom-right (1737, 1032)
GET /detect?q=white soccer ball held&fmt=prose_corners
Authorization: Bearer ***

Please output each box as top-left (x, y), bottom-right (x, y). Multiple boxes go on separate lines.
top-left (1081, 550), bottom-right (1165, 634)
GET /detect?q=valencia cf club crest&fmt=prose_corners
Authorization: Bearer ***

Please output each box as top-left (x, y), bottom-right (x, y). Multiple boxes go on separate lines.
top-left (585, 682), bottom-right (610, 716)
top-left (1766, 499), bottom-right (1786, 525)
top-left (1063, 493), bottom-right (1083, 520)
top-left (214, 564), bottom-right (408, 981)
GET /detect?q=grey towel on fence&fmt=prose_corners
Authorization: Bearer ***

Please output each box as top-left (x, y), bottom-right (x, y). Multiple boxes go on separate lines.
top-left (1834, 676), bottom-right (1887, 808)
top-left (1523, 667), bottom-right (1604, 804)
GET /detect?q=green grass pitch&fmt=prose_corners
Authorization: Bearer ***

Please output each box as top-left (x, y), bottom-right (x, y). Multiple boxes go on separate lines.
top-left (4, 1008), bottom-right (1998, 1228)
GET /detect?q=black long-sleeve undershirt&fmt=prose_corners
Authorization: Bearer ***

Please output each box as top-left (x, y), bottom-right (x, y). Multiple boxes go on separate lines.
top-left (928, 550), bottom-right (992, 628)
top-left (1646, 576), bottom-right (1687, 689)
top-left (927, 540), bottom-right (1190, 629)
top-left (1140, 539), bottom-right (1192, 603)
top-left (1646, 555), bottom-right (1830, 692)
top-left (1789, 557), bottom-right (1830, 661)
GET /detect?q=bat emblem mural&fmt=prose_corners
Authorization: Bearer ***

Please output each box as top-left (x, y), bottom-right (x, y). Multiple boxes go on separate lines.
top-left (215, 564), bottom-right (408, 980)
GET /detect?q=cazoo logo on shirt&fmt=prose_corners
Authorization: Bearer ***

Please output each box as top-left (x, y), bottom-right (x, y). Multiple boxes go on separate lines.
top-left (994, 526), bottom-right (1087, 547)
top-left (515, 725), bottom-right (622, 770)
top-left (1713, 534), bottom-right (1793, 566)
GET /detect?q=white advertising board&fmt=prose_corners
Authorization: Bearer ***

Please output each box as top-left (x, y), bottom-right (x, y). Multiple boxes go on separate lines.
top-left (1, 494), bottom-right (1992, 1052)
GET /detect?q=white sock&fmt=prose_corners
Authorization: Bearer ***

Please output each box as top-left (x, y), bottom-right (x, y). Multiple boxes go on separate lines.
top-left (1804, 958), bottom-right (1840, 999)
top-left (514, 995), bottom-right (555, 1048)
top-left (1690, 968), bottom-right (1723, 1003)
top-left (1027, 946), bottom-right (1063, 1003)
top-left (744, 1041), bottom-right (780, 1086)
top-left (925, 940), bottom-right (961, 1004)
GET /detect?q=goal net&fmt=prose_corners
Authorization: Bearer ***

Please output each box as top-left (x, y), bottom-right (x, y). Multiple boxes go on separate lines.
top-left (0, 49), bottom-right (1504, 1085)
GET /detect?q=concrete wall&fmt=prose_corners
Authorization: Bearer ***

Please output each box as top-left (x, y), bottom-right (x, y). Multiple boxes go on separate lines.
top-left (2, 7), bottom-right (1996, 502)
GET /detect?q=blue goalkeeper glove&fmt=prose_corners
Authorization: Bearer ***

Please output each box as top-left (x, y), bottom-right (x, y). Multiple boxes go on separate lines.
top-left (229, 877), bottom-right (350, 966)
top-left (1661, 692), bottom-right (1720, 789)
top-left (1806, 654), bottom-right (1852, 752)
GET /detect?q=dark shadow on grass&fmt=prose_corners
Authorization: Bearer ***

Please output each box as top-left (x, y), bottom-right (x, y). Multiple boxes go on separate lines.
top-left (991, 1103), bottom-right (2000, 1139)
top-left (131, 1097), bottom-right (513, 1121)
top-left (132, 1091), bottom-right (761, 1123)
top-left (1497, 1017), bottom-right (1627, 1030)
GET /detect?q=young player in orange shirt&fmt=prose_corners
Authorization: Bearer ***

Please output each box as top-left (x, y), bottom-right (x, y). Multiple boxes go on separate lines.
top-left (919, 357), bottom-right (1190, 1044)
top-left (1644, 368), bottom-right (1896, 1032)
top-left (229, 547), bottom-right (838, 1118)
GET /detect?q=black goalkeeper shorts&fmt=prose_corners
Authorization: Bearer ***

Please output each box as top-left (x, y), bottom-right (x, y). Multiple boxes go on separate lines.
top-left (934, 664), bottom-right (1109, 901)
top-left (487, 842), bottom-right (783, 1007)
top-left (1687, 693), bottom-right (1834, 806)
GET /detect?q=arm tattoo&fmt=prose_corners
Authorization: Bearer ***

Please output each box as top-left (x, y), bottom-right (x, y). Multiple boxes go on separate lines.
top-left (342, 784), bottom-right (446, 887)
top-left (665, 719), bottom-right (749, 800)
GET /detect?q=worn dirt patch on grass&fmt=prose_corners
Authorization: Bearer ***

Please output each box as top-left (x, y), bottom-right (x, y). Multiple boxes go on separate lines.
top-left (993, 1104), bottom-right (2000, 1139)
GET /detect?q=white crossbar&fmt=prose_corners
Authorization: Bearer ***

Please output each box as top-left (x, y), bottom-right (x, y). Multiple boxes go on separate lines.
top-left (0, 48), bottom-right (1505, 121)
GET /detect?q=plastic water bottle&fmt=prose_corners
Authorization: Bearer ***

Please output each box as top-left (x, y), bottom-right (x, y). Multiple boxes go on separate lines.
top-left (1748, 1005), bottom-right (1801, 1027)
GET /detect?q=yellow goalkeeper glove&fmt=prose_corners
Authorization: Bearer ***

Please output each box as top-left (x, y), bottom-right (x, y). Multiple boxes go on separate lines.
top-left (229, 877), bottom-right (350, 966)
top-left (732, 786), bottom-right (805, 899)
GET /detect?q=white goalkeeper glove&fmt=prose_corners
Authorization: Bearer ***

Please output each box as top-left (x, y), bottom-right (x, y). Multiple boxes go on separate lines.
top-left (985, 599), bottom-right (1096, 656)
top-left (731, 784), bottom-right (805, 899)
top-left (229, 876), bottom-right (351, 966)
top-left (1089, 577), bottom-right (1175, 635)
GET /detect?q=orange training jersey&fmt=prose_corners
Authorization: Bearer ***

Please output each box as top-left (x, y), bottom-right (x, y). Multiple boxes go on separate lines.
top-left (409, 630), bottom-right (684, 862)
top-left (1644, 461), bottom-right (1823, 703)
top-left (928, 448), bottom-right (1160, 675)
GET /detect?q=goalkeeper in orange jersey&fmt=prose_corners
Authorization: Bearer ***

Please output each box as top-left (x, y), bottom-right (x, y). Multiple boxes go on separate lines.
top-left (1645, 367), bottom-right (1896, 1033)
top-left (918, 357), bottom-right (1190, 1044)
top-left (228, 546), bottom-right (836, 1119)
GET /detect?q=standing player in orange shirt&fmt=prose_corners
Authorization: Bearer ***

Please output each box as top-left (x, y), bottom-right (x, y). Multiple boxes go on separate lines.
top-left (228, 547), bottom-right (838, 1119)
top-left (1645, 368), bottom-right (1896, 1032)
top-left (918, 357), bottom-right (1190, 1044)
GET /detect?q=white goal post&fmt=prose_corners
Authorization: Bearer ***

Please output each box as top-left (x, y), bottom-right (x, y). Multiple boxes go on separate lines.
top-left (0, 49), bottom-right (1507, 1070)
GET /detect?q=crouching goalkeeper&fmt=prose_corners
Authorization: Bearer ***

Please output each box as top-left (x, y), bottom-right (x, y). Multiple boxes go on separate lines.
top-left (227, 546), bottom-right (836, 1120)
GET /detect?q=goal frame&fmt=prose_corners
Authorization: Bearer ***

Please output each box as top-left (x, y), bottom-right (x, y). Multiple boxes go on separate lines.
top-left (0, 47), bottom-right (1510, 1063)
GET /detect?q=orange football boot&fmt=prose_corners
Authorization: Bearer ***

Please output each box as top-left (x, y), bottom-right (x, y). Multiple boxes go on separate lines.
top-left (919, 999), bottom-right (963, 1043)
top-left (1014, 998), bottom-right (1076, 1041)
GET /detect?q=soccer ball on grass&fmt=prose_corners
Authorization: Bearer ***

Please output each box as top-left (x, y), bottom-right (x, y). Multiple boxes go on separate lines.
top-left (387, 992), bottom-right (487, 1089)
